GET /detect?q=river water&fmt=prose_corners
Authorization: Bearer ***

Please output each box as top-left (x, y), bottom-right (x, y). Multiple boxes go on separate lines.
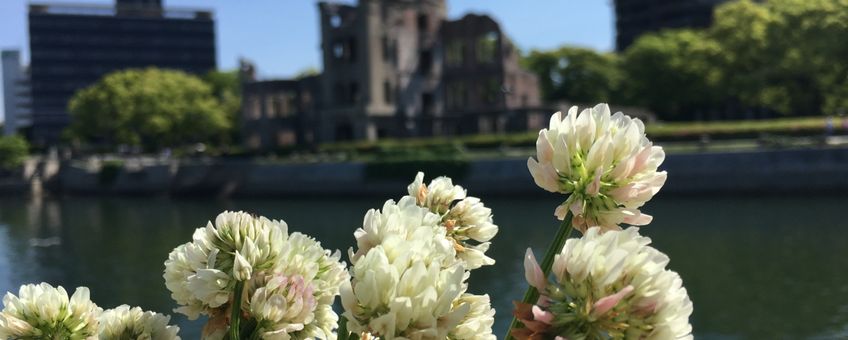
top-left (0, 194), bottom-right (846, 339)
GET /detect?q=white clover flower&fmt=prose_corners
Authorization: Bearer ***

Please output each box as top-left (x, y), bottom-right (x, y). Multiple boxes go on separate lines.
top-left (448, 294), bottom-right (496, 340)
top-left (408, 172), bottom-right (466, 215)
top-left (99, 305), bottom-right (180, 340)
top-left (515, 227), bottom-right (693, 340)
top-left (350, 197), bottom-right (449, 264)
top-left (0, 283), bottom-right (101, 340)
top-left (248, 274), bottom-right (317, 339)
top-left (164, 211), bottom-right (286, 319)
top-left (163, 231), bottom-right (228, 319)
top-left (406, 172), bottom-right (499, 270)
top-left (164, 211), bottom-right (348, 338)
top-left (342, 199), bottom-right (474, 339)
top-left (273, 232), bottom-right (350, 307)
top-left (263, 231), bottom-right (349, 339)
top-left (203, 211), bottom-right (287, 281)
top-left (527, 104), bottom-right (667, 233)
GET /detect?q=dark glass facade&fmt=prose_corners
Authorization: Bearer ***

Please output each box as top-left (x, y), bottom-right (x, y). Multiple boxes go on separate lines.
top-left (614, 0), bottom-right (729, 51)
top-left (28, 3), bottom-right (216, 145)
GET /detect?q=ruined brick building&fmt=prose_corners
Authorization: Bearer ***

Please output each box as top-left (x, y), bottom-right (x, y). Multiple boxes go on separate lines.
top-left (241, 0), bottom-right (542, 150)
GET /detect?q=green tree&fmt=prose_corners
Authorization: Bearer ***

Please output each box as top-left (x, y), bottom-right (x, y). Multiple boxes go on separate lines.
top-left (68, 68), bottom-right (231, 150)
top-left (709, 0), bottom-right (848, 116)
top-left (522, 47), bottom-right (622, 103)
top-left (203, 69), bottom-right (242, 142)
top-left (293, 66), bottom-right (320, 80)
top-left (0, 135), bottom-right (29, 170)
top-left (620, 29), bottom-right (724, 120)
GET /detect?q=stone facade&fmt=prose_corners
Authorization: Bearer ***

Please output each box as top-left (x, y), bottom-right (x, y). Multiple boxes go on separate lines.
top-left (242, 0), bottom-right (542, 150)
top-left (240, 69), bottom-right (322, 151)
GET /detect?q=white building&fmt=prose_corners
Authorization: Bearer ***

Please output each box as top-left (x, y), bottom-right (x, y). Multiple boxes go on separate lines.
top-left (2, 50), bottom-right (32, 136)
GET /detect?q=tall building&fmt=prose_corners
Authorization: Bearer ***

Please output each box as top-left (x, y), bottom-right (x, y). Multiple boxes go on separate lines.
top-left (240, 0), bottom-right (542, 151)
top-left (614, 0), bottom-right (730, 51)
top-left (317, 0), bottom-right (448, 142)
top-left (28, 0), bottom-right (216, 145)
top-left (1, 50), bottom-right (32, 137)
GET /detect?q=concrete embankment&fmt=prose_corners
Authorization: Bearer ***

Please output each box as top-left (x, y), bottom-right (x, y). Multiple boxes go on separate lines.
top-left (6, 147), bottom-right (848, 197)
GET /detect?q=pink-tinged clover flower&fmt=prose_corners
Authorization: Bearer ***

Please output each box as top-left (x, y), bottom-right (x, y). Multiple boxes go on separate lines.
top-left (527, 104), bottom-right (667, 233)
top-left (514, 227), bottom-right (693, 340)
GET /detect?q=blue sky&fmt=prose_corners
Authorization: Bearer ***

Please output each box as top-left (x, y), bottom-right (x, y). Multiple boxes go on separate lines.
top-left (0, 0), bottom-right (614, 121)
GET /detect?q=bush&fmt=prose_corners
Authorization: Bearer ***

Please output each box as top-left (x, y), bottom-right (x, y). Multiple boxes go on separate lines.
top-left (0, 135), bottom-right (29, 170)
top-left (98, 160), bottom-right (124, 186)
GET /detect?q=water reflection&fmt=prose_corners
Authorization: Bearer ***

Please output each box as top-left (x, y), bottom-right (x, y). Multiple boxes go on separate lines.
top-left (0, 194), bottom-right (846, 339)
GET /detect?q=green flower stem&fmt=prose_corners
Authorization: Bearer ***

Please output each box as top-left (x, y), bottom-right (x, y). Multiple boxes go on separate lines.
top-left (248, 328), bottom-right (261, 340)
top-left (230, 281), bottom-right (245, 340)
top-left (338, 315), bottom-right (350, 339)
top-left (505, 211), bottom-right (574, 340)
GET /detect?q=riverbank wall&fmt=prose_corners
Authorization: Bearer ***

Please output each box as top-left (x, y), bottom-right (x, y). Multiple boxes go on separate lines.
top-left (5, 147), bottom-right (848, 197)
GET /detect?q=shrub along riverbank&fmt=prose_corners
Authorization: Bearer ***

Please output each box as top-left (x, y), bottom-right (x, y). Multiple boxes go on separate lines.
top-left (317, 116), bottom-right (843, 157)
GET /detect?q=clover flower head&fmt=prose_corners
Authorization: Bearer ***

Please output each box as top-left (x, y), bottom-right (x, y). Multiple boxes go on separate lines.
top-left (527, 104), bottom-right (667, 233)
top-left (164, 210), bottom-right (348, 339)
top-left (449, 293), bottom-right (496, 340)
top-left (406, 172), bottom-right (499, 270)
top-left (248, 274), bottom-right (317, 339)
top-left (342, 199), bottom-right (491, 339)
top-left (0, 283), bottom-right (101, 340)
top-left (98, 305), bottom-right (180, 340)
top-left (514, 227), bottom-right (693, 340)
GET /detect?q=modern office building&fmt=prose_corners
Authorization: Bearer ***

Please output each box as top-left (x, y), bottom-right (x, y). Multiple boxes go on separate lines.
top-left (1, 50), bottom-right (32, 137)
top-left (614, 0), bottom-right (730, 51)
top-left (28, 0), bottom-right (216, 145)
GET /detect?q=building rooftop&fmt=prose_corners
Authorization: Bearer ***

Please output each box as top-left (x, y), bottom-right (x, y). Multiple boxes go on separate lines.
top-left (29, 2), bottom-right (213, 20)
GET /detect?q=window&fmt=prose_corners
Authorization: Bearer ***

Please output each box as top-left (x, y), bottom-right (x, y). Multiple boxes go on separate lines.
top-left (265, 96), bottom-right (275, 117)
top-left (483, 77), bottom-right (501, 105)
top-left (333, 38), bottom-right (356, 62)
top-left (417, 14), bottom-right (428, 31)
top-left (286, 95), bottom-right (297, 116)
top-left (421, 93), bottom-right (434, 115)
top-left (277, 130), bottom-right (297, 146)
top-left (333, 41), bottom-right (344, 59)
top-left (274, 93), bottom-right (292, 117)
top-left (381, 36), bottom-right (390, 61)
top-left (249, 96), bottom-right (261, 120)
top-left (445, 40), bottom-right (464, 66)
top-left (446, 81), bottom-right (467, 110)
top-left (479, 117), bottom-right (493, 134)
top-left (384, 81), bottom-right (393, 104)
top-left (347, 38), bottom-right (357, 63)
top-left (419, 50), bottom-right (432, 73)
top-left (334, 83), bottom-right (346, 105)
top-left (301, 91), bottom-right (313, 108)
top-left (248, 134), bottom-right (261, 149)
top-left (349, 82), bottom-right (359, 104)
top-left (330, 14), bottom-right (342, 28)
top-left (476, 31), bottom-right (498, 64)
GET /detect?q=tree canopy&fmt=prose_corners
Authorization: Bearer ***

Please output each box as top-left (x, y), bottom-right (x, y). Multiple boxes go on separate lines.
top-left (522, 47), bottom-right (621, 104)
top-left (203, 69), bottom-right (242, 142)
top-left (0, 135), bottom-right (29, 170)
top-left (521, 0), bottom-right (848, 120)
top-left (67, 68), bottom-right (232, 150)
